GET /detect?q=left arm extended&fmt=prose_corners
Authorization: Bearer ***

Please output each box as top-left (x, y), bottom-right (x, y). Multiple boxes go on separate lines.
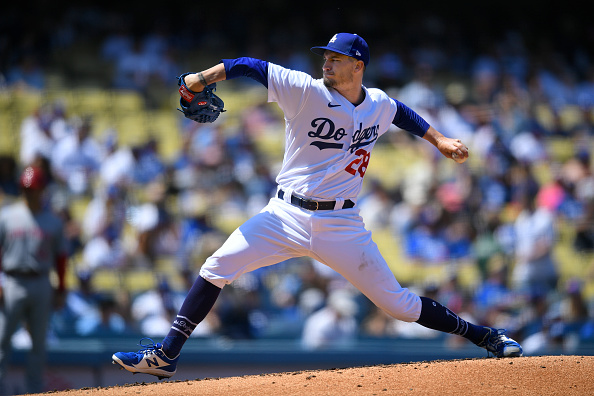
top-left (183, 57), bottom-right (269, 92)
top-left (183, 63), bottom-right (227, 92)
top-left (177, 58), bottom-right (269, 124)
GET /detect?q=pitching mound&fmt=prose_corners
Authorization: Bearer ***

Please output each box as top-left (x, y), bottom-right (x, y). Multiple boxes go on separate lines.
top-left (36, 355), bottom-right (591, 395)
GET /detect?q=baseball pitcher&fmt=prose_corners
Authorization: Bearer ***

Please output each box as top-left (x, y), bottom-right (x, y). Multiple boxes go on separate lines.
top-left (113, 33), bottom-right (522, 379)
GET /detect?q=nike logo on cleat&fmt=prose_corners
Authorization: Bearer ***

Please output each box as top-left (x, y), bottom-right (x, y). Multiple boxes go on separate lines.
top-left (328, 102), bottom-right (341, 108)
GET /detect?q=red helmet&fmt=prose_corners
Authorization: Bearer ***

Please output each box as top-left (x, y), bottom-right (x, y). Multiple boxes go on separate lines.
top-left (20, 166), bottom-right (47, 190)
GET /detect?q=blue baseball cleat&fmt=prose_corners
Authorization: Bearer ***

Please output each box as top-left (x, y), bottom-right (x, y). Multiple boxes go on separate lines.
top-left (112, 338), bottom-right (179, 379)
top-left (478, 328), bottom-right (523, 357)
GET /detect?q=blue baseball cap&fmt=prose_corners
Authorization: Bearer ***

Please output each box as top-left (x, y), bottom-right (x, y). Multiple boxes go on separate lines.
top-left (311, 33), bottom-right (370, 66)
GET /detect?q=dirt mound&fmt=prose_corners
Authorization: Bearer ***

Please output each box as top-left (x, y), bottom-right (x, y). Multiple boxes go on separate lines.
top-left (37, 355), bottom-right (592, 395)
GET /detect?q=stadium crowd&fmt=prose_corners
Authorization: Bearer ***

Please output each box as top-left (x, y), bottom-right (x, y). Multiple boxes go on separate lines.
top-left (1, 3), bottom-right (594, 358)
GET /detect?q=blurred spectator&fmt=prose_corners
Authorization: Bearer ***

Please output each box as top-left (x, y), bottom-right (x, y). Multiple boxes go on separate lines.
top-left (361, 306), bottom-right (396, 338)
top-left (54, 205), bottom-right (83, 259)
top-left (472, 212), bottom-right (505, 280)
top-left (19, 102), bottom-right (68, 167)
top-left (559, 279), bottom-right (591, 340)
top-left (127, 180), bottom-right (178, 268)
top-left (176, 195), bottom-right (226, 276)
top-left (511, 192), bottom-right (559, 296)
top-left (130, 139), bottom-right (166, 186)
top-left (402, 203), bottom-right (450, 264)
top-left (50, 116), bottom-right (102, 195)
top-left (98, 131), bottom-right (135, 188)
top-left (560, 152), bottom-right (594, 252)
top-left (5, 54), bottom-right (45, 90)
top-left (215, 280), bottom-right (261, 340)
top-left (112, 38), bottom-right (153, 91)
top-left (130, 277), bottom-right (193, 337)
top-left (520, 279), bottom-right (590, 355)
top-left (82, 184), bottom-right (127, 240)
top-left (367, 41), bottom-right (405, 88)
top-left (358, 179), bottom-right (396, 231)
top-left (75, 294), bottom-right (132, 338)
top-left (397, 63), bottom-right (444, 113)
top-left (508, 162), bottom-right (540, 208)
top-left (82, 225), bottom-right (129, 273)
top-left (573, 199), bottom-right (594, 253)
top-left (473, 258), bottom-right (516, 325)
top-left (51, 271), bottom-right (100, 337)
top-left (259, 272), bottom-right (304, 339)
top-left (425, 82), bottom-right (476, 145)
top-left (521, 304), bottom-right (567, 355)
top-left (80, 183), bottom-right (129, 273)
top-left (101, 20), bottom-right (133, 63)
top-left (301, 289), bottom-right (359, 350)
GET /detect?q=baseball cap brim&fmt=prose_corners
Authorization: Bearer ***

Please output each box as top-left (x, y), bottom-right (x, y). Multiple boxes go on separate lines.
top-left (310, 33), bottom-right (370, 66)
top-left (311, 46), bottom-right (369, 66)
top-left (310, 46), bottom-right (341, 56)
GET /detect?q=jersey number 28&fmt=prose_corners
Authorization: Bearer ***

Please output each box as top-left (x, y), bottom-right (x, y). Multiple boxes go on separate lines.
top-left (345, 148), bottom-right (370, 178)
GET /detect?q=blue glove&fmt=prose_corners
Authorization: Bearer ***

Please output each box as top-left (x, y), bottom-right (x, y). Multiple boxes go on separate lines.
top-left (177, 73), bottom-right (225, 123)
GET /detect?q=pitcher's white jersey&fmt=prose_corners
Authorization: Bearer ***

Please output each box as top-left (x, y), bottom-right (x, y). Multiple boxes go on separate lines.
top-left (199, 57), bottom-right (425, 323)
top-left (267, 63), bottom-right (398, 201)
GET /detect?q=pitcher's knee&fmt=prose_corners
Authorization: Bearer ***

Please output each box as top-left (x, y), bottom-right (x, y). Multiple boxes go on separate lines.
top-left (199, 259), bottom-right (236, 288)
top-left (378, 290), bottom-right (422, 322)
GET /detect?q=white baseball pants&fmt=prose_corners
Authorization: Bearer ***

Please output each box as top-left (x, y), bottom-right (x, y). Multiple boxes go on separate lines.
top-left (200, 196), bottom-right (422, 322)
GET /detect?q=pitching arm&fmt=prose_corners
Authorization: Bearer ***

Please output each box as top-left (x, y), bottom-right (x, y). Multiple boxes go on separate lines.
top-left (422, 126), bottom-right (469, 163)
top-left (391, 99), bottom-right (468, 162)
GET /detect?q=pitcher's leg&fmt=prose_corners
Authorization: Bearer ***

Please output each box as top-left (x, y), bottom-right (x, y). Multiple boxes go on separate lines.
top-left (200, 208), bottom-right (308, 287)
top-left (313, 216), bottom-right (522, 357)
top-left (314, 234), bottom-right (422, 322)
top-left (113, 204), bottom-right (310, 378)
top-left (169, 209), bottom-right (305, 356)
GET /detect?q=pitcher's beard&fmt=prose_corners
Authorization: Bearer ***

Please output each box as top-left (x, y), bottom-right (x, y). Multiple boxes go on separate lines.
top-left (323, 77), bottom-right (336, 88)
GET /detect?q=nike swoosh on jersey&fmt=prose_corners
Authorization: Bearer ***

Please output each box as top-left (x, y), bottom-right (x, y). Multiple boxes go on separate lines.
top-left (327, 102), bottom-right (341, 108)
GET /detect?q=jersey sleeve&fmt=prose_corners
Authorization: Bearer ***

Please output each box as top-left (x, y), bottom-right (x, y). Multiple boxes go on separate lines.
top-left (266, 63), bottom-right (313, 120)
top-left (391, 99), bottom-right (430, 137)
top-left (221, 57), bottom-right (269, 87)
top-left (221, 59), bottom-right (310, 119)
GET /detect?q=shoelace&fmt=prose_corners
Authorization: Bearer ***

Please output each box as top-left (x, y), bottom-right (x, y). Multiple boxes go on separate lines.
top-left (486, 330), bottom-right (514, 357)
top-left (490, 334), bottom-right (506, 348)
top-left (137, 337), bottom-right (162, 355)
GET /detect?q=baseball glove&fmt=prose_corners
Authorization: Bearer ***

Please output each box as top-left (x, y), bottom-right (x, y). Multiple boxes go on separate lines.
top-left (177, 73), bottom-right (225, 123)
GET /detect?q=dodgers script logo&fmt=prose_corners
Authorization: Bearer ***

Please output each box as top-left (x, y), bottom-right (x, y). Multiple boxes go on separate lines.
top-left (308, 118), bottom-right (379, 152)
top-left (349, 123), bottom-right (379, 153)
top-left (173, 318), bottom-right (193, 336)
top-left (308, 118), bottom-right (346, 150)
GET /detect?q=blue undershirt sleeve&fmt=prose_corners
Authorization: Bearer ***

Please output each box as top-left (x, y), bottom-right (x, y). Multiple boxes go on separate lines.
top-left (221, 58), bottom-right (269, 88)
top-left (392, 99), bottom-right (430, 138)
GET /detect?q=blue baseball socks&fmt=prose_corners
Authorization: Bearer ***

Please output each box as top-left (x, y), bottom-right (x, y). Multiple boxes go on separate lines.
top-left (415, 296), bottom-right (489, 345)
top-left (162, 276), bottom-right (221, 358)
